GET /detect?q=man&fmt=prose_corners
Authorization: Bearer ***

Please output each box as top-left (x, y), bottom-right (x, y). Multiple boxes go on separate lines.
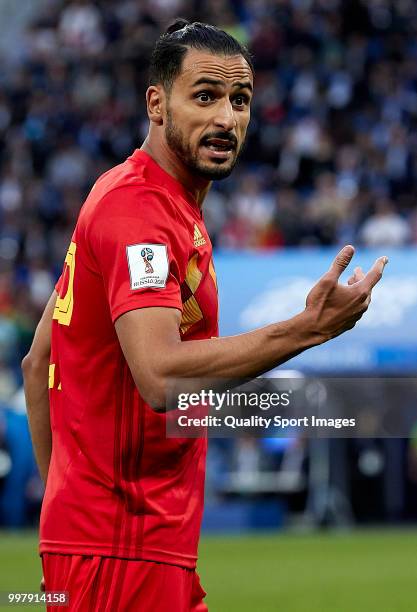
top-left (22, 19), bottom-right (387, 612)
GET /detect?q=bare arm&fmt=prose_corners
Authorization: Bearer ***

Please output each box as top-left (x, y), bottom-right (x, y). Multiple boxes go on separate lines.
top-left (22, 291), bottom-right (56, 484)
top-left (115, 246), bottom-right (388, 410)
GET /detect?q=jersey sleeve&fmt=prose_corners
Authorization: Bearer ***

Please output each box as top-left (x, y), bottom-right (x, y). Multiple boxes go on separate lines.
top-left (55, 274), bottom-right (63, 294)
top-left (87, 185), bottom-right (187, 323)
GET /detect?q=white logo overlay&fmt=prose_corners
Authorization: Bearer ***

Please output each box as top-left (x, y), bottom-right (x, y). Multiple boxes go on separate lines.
top-left (126, 243), bottom-right (169, 290)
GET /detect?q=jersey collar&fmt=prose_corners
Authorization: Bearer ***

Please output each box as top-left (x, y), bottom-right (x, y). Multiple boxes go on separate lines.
top-left (130, 149), bottom-right (202, 218)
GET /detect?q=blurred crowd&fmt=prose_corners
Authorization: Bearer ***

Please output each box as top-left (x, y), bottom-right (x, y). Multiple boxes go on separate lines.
top-left (0, 0), bottom-right (416, 392)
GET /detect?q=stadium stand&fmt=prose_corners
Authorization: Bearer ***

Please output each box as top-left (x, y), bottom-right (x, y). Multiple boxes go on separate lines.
top-left (1, 0), bottom-right (417, 526)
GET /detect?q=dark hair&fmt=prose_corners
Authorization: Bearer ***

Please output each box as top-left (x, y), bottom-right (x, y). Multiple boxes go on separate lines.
top-left (149, 18), bottom-right (254, 91)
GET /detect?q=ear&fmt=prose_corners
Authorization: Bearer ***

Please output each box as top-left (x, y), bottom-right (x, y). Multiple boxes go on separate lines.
top-left (146, 85), bottom-right (165, 125)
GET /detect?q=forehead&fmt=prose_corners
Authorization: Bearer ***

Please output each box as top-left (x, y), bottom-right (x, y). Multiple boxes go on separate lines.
top-left (177, 49), bottom-right (253, 86)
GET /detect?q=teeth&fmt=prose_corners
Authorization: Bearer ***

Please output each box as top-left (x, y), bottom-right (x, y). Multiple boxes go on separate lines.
top-left (207, 144), bottom-right (231, 151)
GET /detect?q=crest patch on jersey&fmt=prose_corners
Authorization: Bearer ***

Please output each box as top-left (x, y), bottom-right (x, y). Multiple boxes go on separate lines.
top-left (126, 243), bottom-right (169, 290)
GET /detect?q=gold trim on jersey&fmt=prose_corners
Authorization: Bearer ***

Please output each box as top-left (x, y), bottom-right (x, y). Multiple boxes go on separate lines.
top-left (180, 254), bottom-right (203, 334)
top-left (208, 257), bottom-right (217, 291)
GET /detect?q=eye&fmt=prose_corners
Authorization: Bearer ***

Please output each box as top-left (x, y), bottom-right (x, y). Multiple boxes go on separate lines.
top-left (233, 94), bottom-right (250, 107)
top-left (196, 91), bottom-right (214, 103)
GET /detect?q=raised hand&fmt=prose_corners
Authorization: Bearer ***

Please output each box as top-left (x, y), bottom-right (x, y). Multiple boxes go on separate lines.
top-left (305, 245), bottom-right (388, 343)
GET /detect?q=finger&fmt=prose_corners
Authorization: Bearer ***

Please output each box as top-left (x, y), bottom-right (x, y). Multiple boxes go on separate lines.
top-left (362, 256), bottom-right (388, 290)
top-left (354, 266), bottom-right (365, 281)
top-left (327, 245), bottom-right (355, 281)
top-left (348, 266), bottom-right (364, 286)
top-left (40, 577), bottom-right (45, 592)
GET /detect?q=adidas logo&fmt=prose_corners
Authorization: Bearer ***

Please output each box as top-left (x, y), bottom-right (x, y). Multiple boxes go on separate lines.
top-left (193, 224), bottom-right (206, 248)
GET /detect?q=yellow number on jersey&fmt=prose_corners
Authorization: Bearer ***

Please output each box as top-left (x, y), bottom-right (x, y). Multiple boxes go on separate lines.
top-left (53, 241), bottom-right (76, 326)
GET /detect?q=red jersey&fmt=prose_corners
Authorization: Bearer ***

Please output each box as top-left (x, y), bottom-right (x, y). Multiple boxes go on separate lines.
top-left (40, 149), bottom-right (219, 568)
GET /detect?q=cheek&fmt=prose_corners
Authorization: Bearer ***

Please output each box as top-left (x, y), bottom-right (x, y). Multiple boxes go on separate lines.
top-left (177, 110), bottom-right (201, 137)
top-left (237, 119), bottom-right (250, 143)
top-left (183, 105), bottom-right (213, 137)
top-left (189, 123), bottom-right (207, 148)
top-left (240, 110), bottom-right (251, 129)
top-left (166, 102), bottom-right (188, 128)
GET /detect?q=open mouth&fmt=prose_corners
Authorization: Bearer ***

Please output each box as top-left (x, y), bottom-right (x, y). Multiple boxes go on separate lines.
top-left (204, 138), bottom-right (235, 151)
top-left (201, 137), bottom-right (236, 159)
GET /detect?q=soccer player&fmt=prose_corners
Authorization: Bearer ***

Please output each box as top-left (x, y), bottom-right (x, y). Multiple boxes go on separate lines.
top-left (22, 19), bottom-right (387, 611)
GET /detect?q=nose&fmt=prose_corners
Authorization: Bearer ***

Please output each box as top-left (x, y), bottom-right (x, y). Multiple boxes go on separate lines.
top-left (213, 99), bottom-right (237, 132)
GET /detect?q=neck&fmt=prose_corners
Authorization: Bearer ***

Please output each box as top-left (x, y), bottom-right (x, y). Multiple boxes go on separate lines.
top-left (141, 138), bottom-right (211, 207)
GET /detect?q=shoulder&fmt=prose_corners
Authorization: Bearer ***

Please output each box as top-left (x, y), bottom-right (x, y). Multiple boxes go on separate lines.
top-left (79, 181), bottom-right (182, 235)
top-left (77, 181), bottom-right (189, 251)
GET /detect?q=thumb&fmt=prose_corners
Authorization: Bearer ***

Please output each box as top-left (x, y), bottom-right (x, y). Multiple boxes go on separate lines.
top-left (327, 245), bottom-right (355, 281)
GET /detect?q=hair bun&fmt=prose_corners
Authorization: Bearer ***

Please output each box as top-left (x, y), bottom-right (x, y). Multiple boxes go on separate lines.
top-left (165, 18), bottom-right (190, 35)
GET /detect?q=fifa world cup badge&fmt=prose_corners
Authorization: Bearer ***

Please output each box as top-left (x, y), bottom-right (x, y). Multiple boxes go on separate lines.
top-left (126, 243), bottom-right (169, 289)
top-left (141, 247), bottom-right (154, 274)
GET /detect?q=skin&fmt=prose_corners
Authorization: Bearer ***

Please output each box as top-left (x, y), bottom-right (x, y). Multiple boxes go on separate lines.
top-left (142, 50), bottom-right (253, 205)
top-left (21, 291), bottom-right (55, 484)
top-left (114, 49), bottom-right (387, 409)
top-left (23, 49), bottom-right (388, 462)
top-left (23, 46), bottom-right (387, 589)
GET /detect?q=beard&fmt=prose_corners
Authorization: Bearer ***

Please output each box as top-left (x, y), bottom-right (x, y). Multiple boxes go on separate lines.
top-left (165, 107), bottom-right (242, 181)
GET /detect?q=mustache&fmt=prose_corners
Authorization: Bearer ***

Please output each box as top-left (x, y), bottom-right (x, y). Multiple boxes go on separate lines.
top-left (200, 132), bottom-right (238, 149)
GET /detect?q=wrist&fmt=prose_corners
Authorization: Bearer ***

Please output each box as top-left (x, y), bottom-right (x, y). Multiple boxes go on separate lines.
top-left (285, 310), bottom-right (327, 348)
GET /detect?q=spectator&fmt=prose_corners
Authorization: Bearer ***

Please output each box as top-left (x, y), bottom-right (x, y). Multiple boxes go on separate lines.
top-left (359, 197), bottom-right (411, 247)
top-left (59, 0), bottom-right (105, 56)
top-left (0, 0), bottom-right (416, 391)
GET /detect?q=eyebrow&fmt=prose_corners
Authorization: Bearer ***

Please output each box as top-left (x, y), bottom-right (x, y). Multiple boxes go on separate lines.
top-left (192, 77), bottom-right (253, 93)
